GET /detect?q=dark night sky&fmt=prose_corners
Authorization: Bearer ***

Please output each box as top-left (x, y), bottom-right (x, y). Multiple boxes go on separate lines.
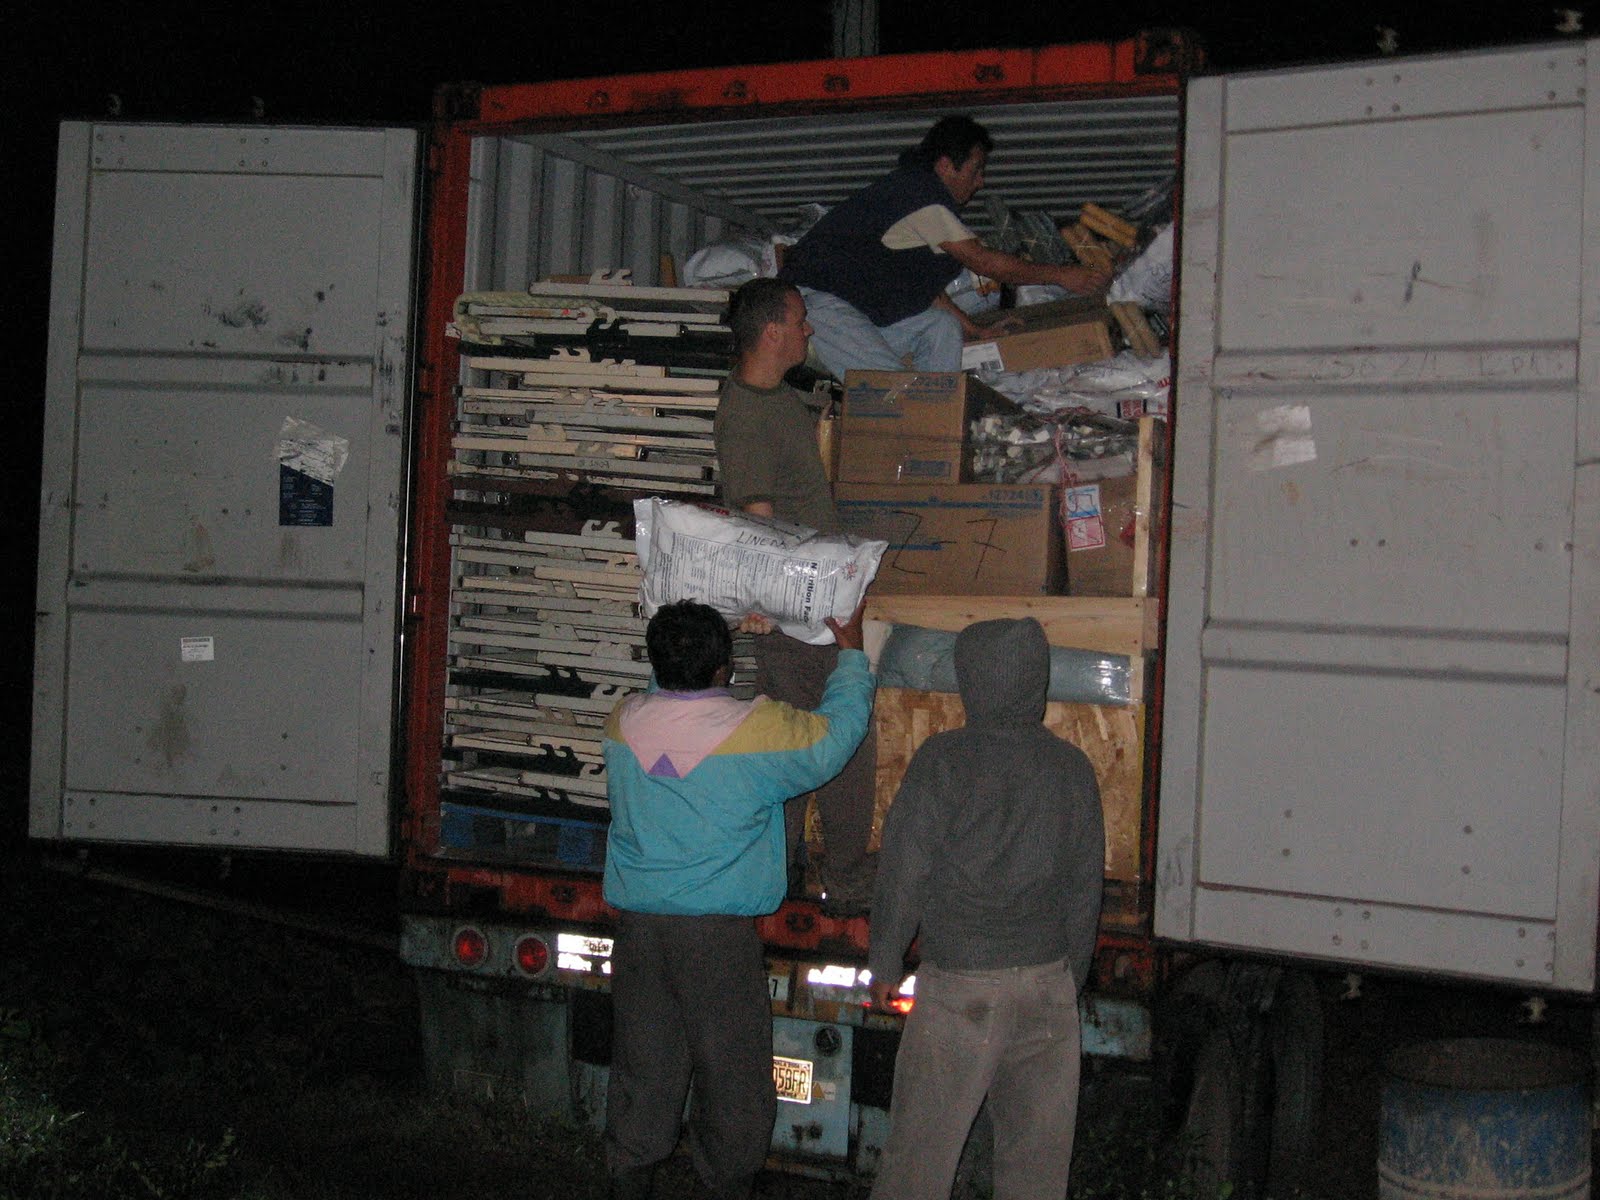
top-left (1, 0), bottom-right (1585, 842)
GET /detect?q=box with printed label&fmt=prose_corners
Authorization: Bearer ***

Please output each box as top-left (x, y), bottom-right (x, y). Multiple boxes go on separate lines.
top-left (961, 299), bottom-right (1116, 374)
top-left (834, 483), bottom-right (1063, 595)
top-left (1064, 473), bottom-right (1139, 596)
top-left (837, 434), bottom-right (971, 485)
top-left (838, 371), bottom-right (1011, 485)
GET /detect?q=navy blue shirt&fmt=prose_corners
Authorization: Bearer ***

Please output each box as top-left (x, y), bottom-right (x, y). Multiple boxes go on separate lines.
top-left (781, 167), bottom-right (967, 326)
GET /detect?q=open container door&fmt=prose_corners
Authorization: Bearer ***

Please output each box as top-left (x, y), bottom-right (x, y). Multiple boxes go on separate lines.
top-left (1157, 41), bottom-right (1600, 990)
top-left (31, 122), bottom-right (419, 857)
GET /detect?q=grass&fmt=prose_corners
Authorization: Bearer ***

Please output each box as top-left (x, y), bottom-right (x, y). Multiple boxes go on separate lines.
top-left (1, 851), bottom-right (1235, 1200)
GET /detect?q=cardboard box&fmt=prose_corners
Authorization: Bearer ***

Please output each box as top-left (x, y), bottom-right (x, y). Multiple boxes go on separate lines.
top-left (836, 433), bottom-right (971, 485)
top-left (837, 371), bottom-right (1011, 485)
top-left (836, 483), bottom-right (1063, 595)
top-left (1065, 473), bottom-right (1139, 597)
top-left (961, 298), bottom-right (1116, 374)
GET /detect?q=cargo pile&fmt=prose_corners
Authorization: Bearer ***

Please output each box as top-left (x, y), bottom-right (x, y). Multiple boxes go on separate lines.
top-left (824, 195), bottom-right (1169, 601)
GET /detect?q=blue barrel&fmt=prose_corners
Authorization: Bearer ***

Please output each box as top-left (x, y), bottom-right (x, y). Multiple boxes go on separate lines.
top-left (1379, 1037), bottom-right (1591, 1200)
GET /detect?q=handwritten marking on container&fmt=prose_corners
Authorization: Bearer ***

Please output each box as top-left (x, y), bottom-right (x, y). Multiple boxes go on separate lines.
top-left (1248, 405), bottom-right (1316, 471)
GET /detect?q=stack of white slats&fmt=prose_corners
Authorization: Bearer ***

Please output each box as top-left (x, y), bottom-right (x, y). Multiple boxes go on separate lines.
top-left (441, 280), bottom-right (732, 828)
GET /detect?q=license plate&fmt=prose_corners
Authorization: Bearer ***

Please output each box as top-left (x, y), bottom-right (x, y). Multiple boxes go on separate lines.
top-left (772, 1055), bottom-right (813, 1104)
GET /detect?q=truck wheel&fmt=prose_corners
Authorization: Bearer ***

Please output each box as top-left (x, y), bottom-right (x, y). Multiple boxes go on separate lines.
top-left (1156, 962), bottom-right (1277, 1196)
top-left (1152, 960), bottom-right (1230, 1134)
top-left (1265, 970), bottom-right (1324, 1196)
top-left (1180, 1024), bottom-right (1250, 1194)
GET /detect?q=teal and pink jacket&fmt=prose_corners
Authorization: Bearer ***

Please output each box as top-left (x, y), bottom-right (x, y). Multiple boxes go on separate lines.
top-left (602, 648), bottom-right (874, 916)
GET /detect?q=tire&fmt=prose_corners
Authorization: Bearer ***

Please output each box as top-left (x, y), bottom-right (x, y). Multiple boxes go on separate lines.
top-left (1156, 962), bottom-right (1268, 1195)
top-left (1153, 961), bottom-right (1231, 1136)
top-left (1265, 971), bottom-right (1324, 1197)
top-left (1180, 1025), bottom-right (1249, 1194)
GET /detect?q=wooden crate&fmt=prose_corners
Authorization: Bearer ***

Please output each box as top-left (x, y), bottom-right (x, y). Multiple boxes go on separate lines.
top-left (857, 417), bottom-right (1164, 887)
top-left (869, 687), bottom-right (1144, 882)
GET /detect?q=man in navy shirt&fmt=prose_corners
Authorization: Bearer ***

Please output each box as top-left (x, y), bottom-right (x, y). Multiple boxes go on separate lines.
top-left (781, 115), bottom-right (1112, 377)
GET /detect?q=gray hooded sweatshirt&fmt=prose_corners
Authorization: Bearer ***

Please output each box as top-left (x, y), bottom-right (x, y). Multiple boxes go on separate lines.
top-left (867, 617), bottom-right (1105, 989)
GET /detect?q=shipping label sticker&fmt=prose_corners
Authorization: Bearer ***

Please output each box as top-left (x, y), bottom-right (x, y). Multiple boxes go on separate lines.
top-left (276, 416), bottom-right (348, 527)
top-left (1248, 404), bottom-right (1317, 471)
top-left (1064, 484), bottom-right (1107, 552)
top-left (180, 635), bottom-right (215, 663)
top-left (960, 341), bottom-right (1004, 372)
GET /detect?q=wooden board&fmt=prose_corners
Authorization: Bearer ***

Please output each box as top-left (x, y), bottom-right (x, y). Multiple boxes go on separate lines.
top-left (863, 594), bottom-right (1153, 659)
top-left (870, 686), bottom-right (1143, 883)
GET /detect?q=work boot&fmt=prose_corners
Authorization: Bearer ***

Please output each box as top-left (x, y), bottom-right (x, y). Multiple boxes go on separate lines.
top-left (608, 1165), bottom-right (656, 1200)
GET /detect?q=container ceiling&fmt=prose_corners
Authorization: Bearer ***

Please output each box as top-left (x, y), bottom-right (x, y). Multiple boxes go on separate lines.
top-left (521, 95), bottom-right (1180, 237)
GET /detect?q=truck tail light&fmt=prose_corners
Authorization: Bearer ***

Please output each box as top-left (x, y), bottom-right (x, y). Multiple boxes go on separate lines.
top-left (514, 934), bottom-right (550, 976)
top-left (452, 925), bottom-right (489, 967)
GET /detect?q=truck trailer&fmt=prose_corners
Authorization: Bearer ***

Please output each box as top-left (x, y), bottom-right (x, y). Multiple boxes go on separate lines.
top-left (31, 29), bottom-right (1600, 1194)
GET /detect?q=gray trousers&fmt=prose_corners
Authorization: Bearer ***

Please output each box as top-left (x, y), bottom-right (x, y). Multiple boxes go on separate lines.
top-left (870, 958), bottom-right (1082, 1200)
top-left (749, 633), bottom-right (876, 878)
top-left (604, 911), bottom-right (776, 1196)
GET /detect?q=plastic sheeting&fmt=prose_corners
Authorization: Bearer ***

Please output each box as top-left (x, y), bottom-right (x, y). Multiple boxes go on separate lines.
top-left (875, 622), bottom-right (1132, 707)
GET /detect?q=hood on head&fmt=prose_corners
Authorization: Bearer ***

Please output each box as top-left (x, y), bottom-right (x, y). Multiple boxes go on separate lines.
top-left (954, 617), bottom-right (1049, 726)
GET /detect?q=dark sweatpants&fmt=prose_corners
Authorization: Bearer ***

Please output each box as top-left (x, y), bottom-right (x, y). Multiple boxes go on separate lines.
top-left (749, 633), bottom-right (876, 880)
top-left (604, 910), bottom-right (776, 1197)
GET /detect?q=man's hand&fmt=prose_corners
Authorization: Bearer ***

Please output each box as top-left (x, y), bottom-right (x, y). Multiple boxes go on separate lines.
top-left (824, 597), bottom-right (868, 652)
top-left (1059, 263), bottom-right (1114, 294)
top-left (869, 979), bottom-right (899, 1013)
top-left (737, 613), bottom-right (776, 635)
top-left (965, 313), bottom-right (1024, 341)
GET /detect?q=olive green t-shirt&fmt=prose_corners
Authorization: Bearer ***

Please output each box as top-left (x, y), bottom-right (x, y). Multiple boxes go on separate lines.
top-left (713, 375), bottom-right (841, 534)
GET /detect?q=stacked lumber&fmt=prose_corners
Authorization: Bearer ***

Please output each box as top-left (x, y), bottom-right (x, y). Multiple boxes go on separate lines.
top-left (440, 279), bottom-right (732, 850)
top-left (1059, 202), bottom-right (1165, 360)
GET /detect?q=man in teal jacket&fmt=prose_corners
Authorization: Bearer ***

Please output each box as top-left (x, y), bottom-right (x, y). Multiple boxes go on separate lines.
top-left (602, 598), bottom-right (873, 1200)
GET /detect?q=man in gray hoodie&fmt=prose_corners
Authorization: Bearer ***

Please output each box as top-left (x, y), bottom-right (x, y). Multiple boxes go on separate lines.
top-left (866, 617), bottom-right (1105, 1200)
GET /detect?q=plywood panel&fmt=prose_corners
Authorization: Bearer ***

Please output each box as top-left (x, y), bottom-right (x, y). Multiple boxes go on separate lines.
top-left (869, 687), bottom-right (1142, 881)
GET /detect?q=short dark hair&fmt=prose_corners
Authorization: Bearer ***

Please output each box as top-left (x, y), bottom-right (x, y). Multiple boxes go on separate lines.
top-left (899, 115), bottom-right (993, 171)
top-left (646, 600), bottom-right (733, 690)
top-left (726, 277), bottom-right (798, 357)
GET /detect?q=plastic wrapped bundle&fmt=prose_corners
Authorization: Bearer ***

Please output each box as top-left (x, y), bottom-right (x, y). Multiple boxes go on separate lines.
top-left (634, 498), bottom-right (886, 646)
top-left (875, 622), bottom-right (1133, 707)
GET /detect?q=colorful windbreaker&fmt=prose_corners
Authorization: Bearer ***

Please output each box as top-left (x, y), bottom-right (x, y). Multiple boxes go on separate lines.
top-left (602, 648), bottom-right (874, 917)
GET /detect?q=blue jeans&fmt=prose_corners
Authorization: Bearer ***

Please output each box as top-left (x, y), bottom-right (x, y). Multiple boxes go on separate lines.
top-left (798, 286), bottom-right (964, 377)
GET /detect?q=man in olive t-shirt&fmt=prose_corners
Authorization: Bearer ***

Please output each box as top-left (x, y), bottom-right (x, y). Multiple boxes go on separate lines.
top-left (711, 278), bottom-right (878, 914)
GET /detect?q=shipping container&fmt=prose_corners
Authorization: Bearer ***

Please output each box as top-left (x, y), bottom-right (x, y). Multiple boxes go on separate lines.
top-left (31, 30), bottom-right (1600, 1194)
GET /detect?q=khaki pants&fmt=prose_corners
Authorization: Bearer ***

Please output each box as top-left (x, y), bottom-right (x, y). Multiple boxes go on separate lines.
top-left (871, 958), bottom-right (1082, 1200)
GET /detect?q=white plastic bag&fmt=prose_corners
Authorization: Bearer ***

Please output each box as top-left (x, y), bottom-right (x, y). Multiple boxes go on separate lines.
top-left (633, 498), bottom-right (886, 645)
top-left (1108, 223), bottom-right (1174, 312)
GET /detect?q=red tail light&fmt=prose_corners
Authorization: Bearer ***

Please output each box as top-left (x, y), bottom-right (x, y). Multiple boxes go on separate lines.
top-left (514, 935), bottom-right (550, 976)
top-left (453, 926), bottom-right (489, 967)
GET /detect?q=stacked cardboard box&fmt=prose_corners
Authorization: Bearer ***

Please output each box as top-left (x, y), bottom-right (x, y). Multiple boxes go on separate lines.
top-left (960, 297), bottom-right (1117, 374)
top-left (836, 370), bottom-right (1012, 486)
top-left (834, 369), bottom-right (1063, 595)
top-left (837, 483), bottom-right (1064, 595)
top-left (1063, 474), bottom-right (1139, 597)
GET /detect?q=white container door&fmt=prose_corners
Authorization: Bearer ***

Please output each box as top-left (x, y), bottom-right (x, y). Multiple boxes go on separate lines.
top-left (31, 123), bottom-right (419, 856)
top-left (1157, 42), bottom-right (1600, 990)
